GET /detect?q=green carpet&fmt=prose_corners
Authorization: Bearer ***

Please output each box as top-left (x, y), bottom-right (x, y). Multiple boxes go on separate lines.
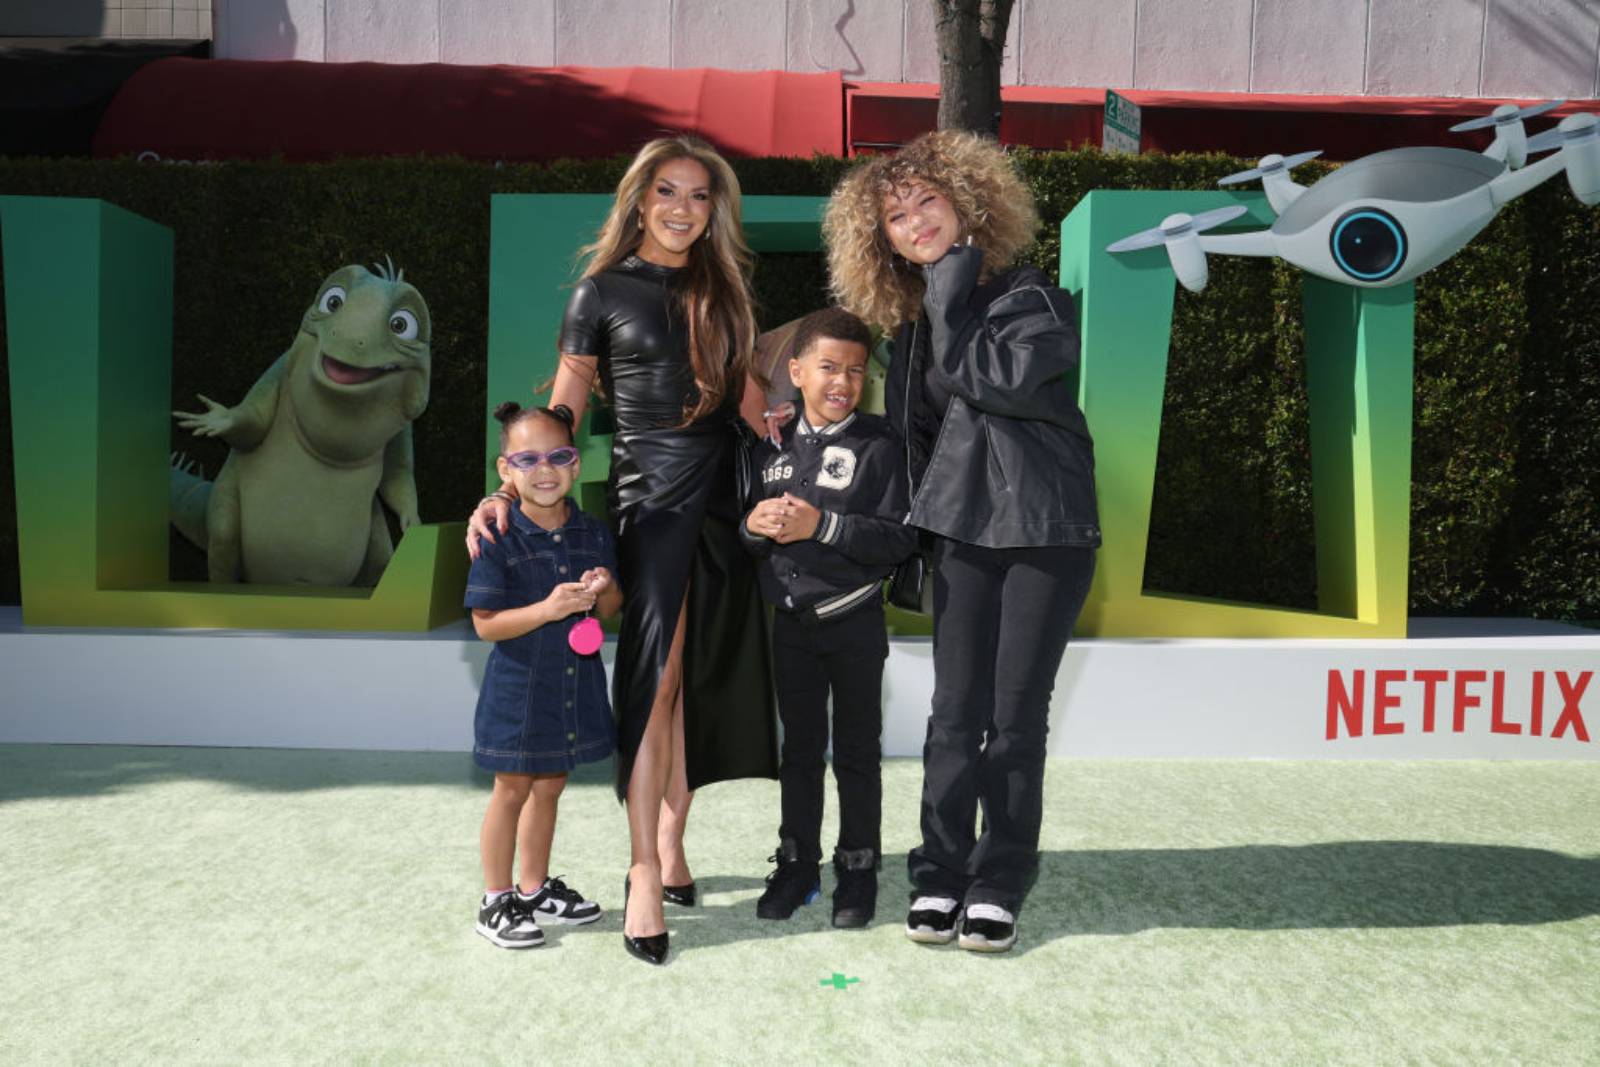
top-left (2, 747), bottom-right (1596, 1064)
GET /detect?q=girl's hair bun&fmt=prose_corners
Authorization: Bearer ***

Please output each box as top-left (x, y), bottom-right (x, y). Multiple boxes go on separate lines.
top-left (492, 400), bottom-right (575, 449)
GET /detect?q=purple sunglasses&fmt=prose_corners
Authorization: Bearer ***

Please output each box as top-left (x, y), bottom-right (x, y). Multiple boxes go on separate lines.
top-left (503, 447), bottom-right (579, 470)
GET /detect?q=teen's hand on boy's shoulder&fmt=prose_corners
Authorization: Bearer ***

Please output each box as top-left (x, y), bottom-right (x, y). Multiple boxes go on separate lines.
top-left (773, 494), bottom-right (822, 543)
top-left (762, 400), bottom-right (795, 445)
top-left (542, 580), bottom-right (597, 620)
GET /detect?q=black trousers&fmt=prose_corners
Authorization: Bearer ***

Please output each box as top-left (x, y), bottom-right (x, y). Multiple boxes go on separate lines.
top-left (772, 601), bottom-right (889, 864)
top-left (907, 538), bottom-right (1096, 913)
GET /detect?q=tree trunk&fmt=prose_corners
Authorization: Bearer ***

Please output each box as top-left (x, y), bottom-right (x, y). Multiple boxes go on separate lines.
top-left (934, 0), bottom-right (1014, 136)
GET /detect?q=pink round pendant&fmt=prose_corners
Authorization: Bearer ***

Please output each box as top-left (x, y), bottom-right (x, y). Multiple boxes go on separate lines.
top-left (568, 616), bottom-right (603, 656)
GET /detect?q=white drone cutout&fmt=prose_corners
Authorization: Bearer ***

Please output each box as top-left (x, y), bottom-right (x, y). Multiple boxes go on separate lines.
top-left (1107, 100), bottom-right (1600, 291)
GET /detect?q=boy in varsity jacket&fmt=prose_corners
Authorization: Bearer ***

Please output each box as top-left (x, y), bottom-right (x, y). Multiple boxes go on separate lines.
top-left (740, 306), bottom-right (917, 929)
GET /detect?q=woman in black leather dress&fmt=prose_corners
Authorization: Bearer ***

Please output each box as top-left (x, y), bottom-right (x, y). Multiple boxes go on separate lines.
top-left (470, 137), bottom-right (779, 964)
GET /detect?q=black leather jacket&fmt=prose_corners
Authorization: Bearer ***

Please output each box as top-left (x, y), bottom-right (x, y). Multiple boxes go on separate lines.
top-left (885, 246), bottom-right (1101, 549)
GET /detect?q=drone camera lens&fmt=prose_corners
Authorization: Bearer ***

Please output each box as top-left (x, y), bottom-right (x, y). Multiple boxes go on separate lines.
top-left (1330, 208), bottom-right (1407, 282)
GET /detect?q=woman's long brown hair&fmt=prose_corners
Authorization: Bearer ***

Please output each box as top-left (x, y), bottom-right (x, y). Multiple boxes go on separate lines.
top-left (574, 136), bottom-right (761, 424)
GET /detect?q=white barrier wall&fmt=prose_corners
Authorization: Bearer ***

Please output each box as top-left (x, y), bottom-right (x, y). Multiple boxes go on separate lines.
top-left (196, 0), bottom-right (1600, 100)
top-left (2, 610), bottom-right (1595, 760)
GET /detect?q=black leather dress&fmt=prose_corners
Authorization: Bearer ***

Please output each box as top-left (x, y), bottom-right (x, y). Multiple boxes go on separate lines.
top-left (560, 255), bottom-right (778, 801)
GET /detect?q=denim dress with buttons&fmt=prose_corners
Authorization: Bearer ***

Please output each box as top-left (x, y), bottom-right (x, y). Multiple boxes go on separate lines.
top-left (465, 500), bottom-right (618, 774)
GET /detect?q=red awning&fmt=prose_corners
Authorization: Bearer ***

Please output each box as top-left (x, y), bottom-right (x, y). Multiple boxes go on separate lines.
top-left (847, 82), bottom-right (1597, 161)
top-left (92, 59), bottom-right (1594, 165)
top-left (93, 59), bottom-right (844, 162)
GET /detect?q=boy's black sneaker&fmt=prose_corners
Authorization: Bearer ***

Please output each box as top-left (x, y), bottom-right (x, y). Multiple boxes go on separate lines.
top-left (522, 875), bottom-right (602, 926)
top-left (903, 895), bottom-right (960, 944)
top-left (756, 838), bottom-right (821, 920)
top-left (958, 903), bottom-right (1017, 953)
top-left (476, 891), bottom-right (544, 949)
top-left (831, 847), bottom-right (878, 929)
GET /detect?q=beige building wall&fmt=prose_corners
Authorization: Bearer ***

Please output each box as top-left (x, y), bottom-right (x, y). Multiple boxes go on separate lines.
top-left (6, 1), bottom-right (1596, 99)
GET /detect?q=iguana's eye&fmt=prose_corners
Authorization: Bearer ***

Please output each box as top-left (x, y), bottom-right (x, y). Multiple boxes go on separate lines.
top-left (389, 309), bottom-right (419, 340)
top-left (319, 286), bottom-right (347, 313)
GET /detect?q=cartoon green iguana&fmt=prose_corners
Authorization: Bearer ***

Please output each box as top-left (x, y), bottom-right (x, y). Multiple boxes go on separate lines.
top-left (170, 262), bottom-right (431, 586)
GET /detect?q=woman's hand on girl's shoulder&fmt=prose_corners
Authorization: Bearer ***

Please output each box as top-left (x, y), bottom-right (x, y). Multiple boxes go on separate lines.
top-left (466, 495), bottom-right (512, 560)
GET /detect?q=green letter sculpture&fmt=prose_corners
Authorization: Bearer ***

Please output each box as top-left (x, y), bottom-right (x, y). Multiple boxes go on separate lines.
top-left (0, 197), bottom-right (464, 630)
top-left (1063, 190), bottom-right (1413, 638)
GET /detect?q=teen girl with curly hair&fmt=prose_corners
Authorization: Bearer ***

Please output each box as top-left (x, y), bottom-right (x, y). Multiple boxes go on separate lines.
top-left (825, 130), bottom-right (1100, 953)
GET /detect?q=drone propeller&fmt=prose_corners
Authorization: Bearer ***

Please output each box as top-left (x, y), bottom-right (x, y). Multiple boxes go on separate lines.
top-left (1105, 205), bottom-right (1249, 254)
top-left (1216, 151), bottom-right (1322, 187)
top-left (1449, 99), bottom-right (1565, 133)
top-left (1527, 113), bottom-right (1599, 154)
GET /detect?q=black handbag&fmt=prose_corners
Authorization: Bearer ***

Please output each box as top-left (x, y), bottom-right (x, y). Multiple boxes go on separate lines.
top-left (887, 550), bottom-right (933, 614)
top-left (731, 418), bottom-right (765, 513)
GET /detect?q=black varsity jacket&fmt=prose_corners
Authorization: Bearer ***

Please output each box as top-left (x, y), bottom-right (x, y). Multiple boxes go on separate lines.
top-left (738, 411), bottom-right (918, 620)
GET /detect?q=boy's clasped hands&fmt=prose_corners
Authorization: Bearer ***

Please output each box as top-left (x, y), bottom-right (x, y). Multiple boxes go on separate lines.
top-left (746, 493), bottom-right (822, 543)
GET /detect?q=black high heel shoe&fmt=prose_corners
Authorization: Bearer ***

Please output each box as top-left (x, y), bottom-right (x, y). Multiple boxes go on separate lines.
top-left (622, 876), bottom-right (669, 966)
top-left (663, 881), bottom-right (697, 907)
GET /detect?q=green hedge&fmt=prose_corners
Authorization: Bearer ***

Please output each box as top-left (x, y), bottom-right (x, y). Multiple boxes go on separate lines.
top-left (1, 151), bottom-right (1597, 620)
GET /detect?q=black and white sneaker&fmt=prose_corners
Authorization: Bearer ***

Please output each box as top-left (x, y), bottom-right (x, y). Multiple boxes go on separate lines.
top-left (957, 903), bottom-right (1017, 953)
top-left (476, 891), bottom-right (544, 949)
top-left (904, 895), bottom-right (960, 944)
top-left (524, 876), bottom-right (602, 926)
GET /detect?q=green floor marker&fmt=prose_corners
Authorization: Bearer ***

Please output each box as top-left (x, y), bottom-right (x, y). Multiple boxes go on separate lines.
top-left (820, 973), bottom-right (859, 990)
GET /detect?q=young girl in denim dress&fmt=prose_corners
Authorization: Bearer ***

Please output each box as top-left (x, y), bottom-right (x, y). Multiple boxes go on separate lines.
top-left (465, 402), bottom-right (623, 949)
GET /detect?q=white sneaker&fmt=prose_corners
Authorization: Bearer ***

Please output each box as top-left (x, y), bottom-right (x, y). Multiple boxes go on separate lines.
top-left (957, 903), bottom-right (1017, 953)
top-left (476, 891), bottom-right (545, 949)
top-left (904, 895), bottom-right (960, 944)
top-left (523, 876), bottom-right (602, 926)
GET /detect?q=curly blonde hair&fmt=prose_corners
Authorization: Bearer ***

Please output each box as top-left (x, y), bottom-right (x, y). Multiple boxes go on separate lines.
top-left (574, 136), bottom-right (760, 424)
top-left (823, 130), bottom-right (1040, 333)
